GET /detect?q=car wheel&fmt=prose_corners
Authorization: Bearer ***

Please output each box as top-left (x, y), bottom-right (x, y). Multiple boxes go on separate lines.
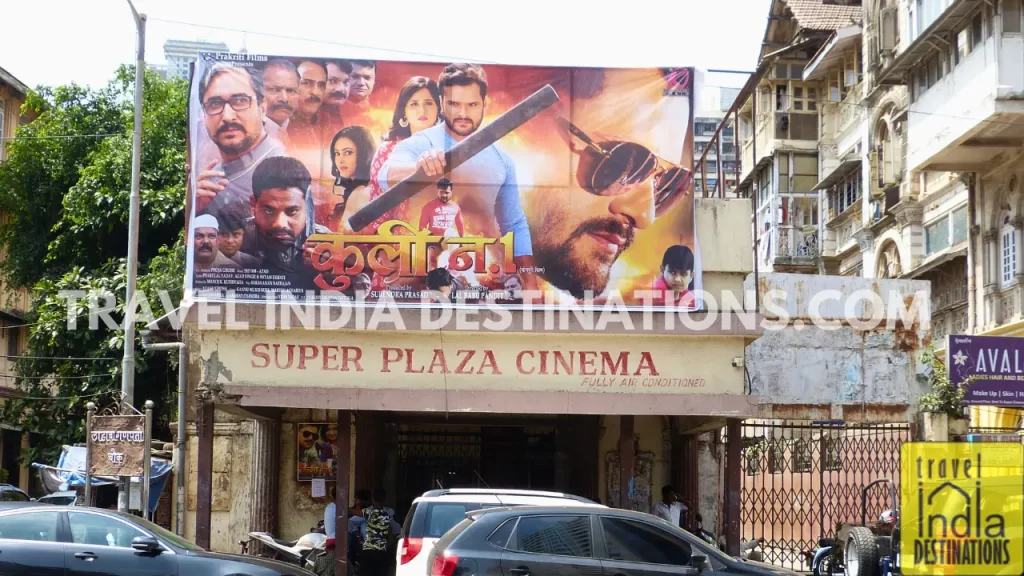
top-left (845, 527), bottom-right (878, 576)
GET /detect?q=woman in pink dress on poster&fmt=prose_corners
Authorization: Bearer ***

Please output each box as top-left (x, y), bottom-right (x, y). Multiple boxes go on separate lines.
top-left (364, 76), bottom-right (444, 234)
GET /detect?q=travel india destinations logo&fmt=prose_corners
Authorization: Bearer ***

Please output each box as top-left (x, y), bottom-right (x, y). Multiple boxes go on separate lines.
top-left (900, 442), bottom-right (1024, 575)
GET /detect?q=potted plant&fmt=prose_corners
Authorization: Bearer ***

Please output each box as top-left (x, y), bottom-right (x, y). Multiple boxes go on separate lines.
top-left (918, 347), bottom-right (971, 439)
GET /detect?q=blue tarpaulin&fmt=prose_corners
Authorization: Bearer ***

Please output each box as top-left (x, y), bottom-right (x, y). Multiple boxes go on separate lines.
top-left (31, 446), bottom-right (172, 513)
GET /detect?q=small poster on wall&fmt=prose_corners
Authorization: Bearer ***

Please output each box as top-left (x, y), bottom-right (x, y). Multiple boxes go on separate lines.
top-left (297, 423), bottom-right (339, 481)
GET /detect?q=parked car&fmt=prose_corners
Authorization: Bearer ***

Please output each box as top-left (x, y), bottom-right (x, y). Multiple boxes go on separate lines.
top-left (37, 490), bottom-right (78, 506)
top-left (427, 505), bottom-right (803, 576)
top-left (396, 489), bottom-right (604, 576)
top-left (0, 502), bottom-right (316, 575)
top-left (0, 484), bottom-right (30, 502)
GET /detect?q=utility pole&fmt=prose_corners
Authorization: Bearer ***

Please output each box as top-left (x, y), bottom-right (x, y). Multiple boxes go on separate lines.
top-left (120, 0), bottom-right (146, 514)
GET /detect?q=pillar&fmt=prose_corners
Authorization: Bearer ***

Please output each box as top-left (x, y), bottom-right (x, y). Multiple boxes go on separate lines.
top-left (724, 419), bottom-right (742, 557)
top-left (618, 416), bottom-right (634, 510)
top-left (249, 418), bottom-right (279, 554)
top-left (984, 230), bottom-right (1000, 327)
top-left (336, 410), bottom-right (352, 576)
top-left (195, 403), bottom-right (214, 550)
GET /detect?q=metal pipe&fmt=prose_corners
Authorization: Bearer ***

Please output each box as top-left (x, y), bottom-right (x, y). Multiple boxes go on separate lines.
top-left (967, 172), bottom-right (977, 334)
top-left (85, 403), bottom-right (96, 507)
top-left (751, 87), bottom-right (760, 314)
top-left (139, 330), bottom-right (186, 535)
top-left (143, 400), bottom-right (154, 521)
top-left (120, 0), bottom-right (146, 513)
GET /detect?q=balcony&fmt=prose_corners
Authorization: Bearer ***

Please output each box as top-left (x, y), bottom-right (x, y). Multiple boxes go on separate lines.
top-left (740, 104), bottom-right (819, 182)
top-left (761, 225), bottom-right (820, 272)
top-left (892, 4), bottom-right (1024, 171)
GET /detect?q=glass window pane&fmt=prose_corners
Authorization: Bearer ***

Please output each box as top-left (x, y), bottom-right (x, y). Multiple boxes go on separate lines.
top-left (0, 512), bottom-right (60, 541)
top-left (516, 516), bottom-right (591, 557)
top-left (600, 517), bottom-right (693, 566)
top-left (926, 219), bottom-right (950, 255)
top-left (952, 207), bottom-right (968, 244)
top-left (792, 176), bottom-right (818, 193)
top-left (69, 512), bottom-right (147, 549)
top-left (794, 154), bottom-right (817, 175)
top-left (1005, 0), bottom-right (1022, 34)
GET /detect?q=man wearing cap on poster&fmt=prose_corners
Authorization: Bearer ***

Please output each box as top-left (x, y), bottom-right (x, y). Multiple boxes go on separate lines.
top-left (194, 63), bottom-right (286, 216)
top-left (192, 213), bottom-right (239, 270)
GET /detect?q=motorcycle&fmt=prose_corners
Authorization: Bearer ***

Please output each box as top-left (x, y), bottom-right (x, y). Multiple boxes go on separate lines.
top-left (239, 521), bottom-right (327, 566)
top-left (801, 538), bottom-right (843, 576)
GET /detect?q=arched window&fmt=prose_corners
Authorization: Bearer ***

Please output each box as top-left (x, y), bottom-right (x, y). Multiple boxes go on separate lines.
top-left (876, 240), bottom-right (902, 279)
top-left (1001, 214), bottom-right (1017, 286)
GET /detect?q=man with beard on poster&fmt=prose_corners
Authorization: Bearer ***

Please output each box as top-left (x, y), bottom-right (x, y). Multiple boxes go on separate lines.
top-left (192, 214), bottom-right (239, 271)
top-left (194, 63), bottom-right (286, 216)
top-left (524, 110), bottom-right (693, 305)
top-left (320, 60), bottom-right (353, 135)
top-left (250, 156), bottom-right (328, 290)
top-left (289, 60), bottom-right (328, 149)
top-left (378, 63), bottom-right (537, 293)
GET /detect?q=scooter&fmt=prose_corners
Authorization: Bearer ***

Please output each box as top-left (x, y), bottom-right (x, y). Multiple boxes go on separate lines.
top-left (240, 522), bottom-right (328, 565)
top-left (801, 538), bottom-right (844, 576)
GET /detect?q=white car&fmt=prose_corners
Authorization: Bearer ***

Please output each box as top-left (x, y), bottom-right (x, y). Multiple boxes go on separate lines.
top-left (394, 488), bottom-right (605, 576)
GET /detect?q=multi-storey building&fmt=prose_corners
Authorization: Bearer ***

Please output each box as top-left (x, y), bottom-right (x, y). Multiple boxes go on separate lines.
top-left (694, 87), bottom-right (741, 195)
top-left (0, 64), bottom-right (36, 492)
top-left (163, 40), bottom-right (230, 80)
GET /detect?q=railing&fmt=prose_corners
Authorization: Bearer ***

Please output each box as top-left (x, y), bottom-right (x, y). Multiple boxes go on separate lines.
top-left (771, 225), bottom-right (820, 261)
top-left (834, 215), bottom-right (863, 252)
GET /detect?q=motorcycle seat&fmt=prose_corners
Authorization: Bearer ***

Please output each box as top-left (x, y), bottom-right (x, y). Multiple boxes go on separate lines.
top-left (274, 537), bottom-right (299, 548)
top-left (818, 538), bottom-right (838, 547)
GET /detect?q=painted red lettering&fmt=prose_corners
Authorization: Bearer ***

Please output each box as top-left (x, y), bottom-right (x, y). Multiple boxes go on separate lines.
top-left (516, 350), bottom-right (535, 375)
top-left (633, 352), bottom-right (659, 376)
top-left (382, 347), bottom-right (403, 372)
top-left (477, 350), bottom-right (501, 375)
top-left (455, 350), bottom-right (476, 374)
top-left (538, 351), bottom-right (549, 374)
top-left (298, 345), bottom-right (318, 370)
top-left (553, 351), bottom-right (574, 375)
top-left (406, 348), bottom-right (424, 373)
top-left (251, 343), bottom-right (270, 368)
top-left (341, 346), bottom-right (363, 371)
top-left (272, 344), bottom-right (295, 369)
top-left (600, 351), bottom-right (628, 375)
top-left (579, 351), bottom-right (596, 375)
top-left (322, 345), bottom-right (339, 371)
top-left (428, 349), bottom-right (449, 373)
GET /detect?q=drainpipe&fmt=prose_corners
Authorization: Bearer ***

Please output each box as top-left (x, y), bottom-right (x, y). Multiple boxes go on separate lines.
top-left (966, 173), bottom-right (977, 335)
top-left (140, 329), bottom-right (187, 536)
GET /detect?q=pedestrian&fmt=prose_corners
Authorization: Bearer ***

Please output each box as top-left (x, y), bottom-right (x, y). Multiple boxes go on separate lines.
top-left (653, 485), bottom-right (691, 527)
top-left (360, 488), bottom-right (400, 576)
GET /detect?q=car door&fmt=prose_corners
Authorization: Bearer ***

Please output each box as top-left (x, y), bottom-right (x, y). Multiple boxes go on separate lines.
top-left (63, 510), bottom-right (177, 576)
top-left (595, 516), bottom-right (701, 576)
top-left (0, 508), bottom-right (66, 575)
top-left (500, 514), bottom-right (604, 576)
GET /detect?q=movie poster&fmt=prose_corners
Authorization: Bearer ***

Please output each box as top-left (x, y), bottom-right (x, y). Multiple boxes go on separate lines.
top-left (186, 52), bottom-right (700, 310)
top-left (296, 422), bottom-right (338, 481)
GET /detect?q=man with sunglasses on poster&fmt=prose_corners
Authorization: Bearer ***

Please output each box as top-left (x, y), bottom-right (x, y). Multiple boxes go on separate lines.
top-left (522, 115), bottom-right (694, 304)
top-left (378, 63), bottom-right (539, 296)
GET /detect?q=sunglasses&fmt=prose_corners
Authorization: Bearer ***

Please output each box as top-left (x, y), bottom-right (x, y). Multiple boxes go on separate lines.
top-left (556, 116), bottom-right (692, 216)
top-left (302, 430), bottom-right (320, 441)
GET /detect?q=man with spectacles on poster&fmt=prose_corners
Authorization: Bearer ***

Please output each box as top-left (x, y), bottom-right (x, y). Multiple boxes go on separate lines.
top-left (194, 63), bottom-right (285, 216)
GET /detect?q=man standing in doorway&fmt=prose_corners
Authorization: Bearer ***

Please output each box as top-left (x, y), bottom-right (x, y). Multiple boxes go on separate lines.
top-left (654, 485), bottom-right (691, 527)
top-left (360, 488), bottom-right (400, 576)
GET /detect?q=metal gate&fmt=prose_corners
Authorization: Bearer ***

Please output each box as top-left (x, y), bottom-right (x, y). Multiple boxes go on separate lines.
top-left (738, 422), bottom-right (910, 570)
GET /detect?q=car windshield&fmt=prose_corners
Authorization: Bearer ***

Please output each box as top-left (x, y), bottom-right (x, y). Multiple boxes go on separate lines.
top-left (40, 496), bottom-right (75, 506)
top-left (112, 512), bottom-right (204, 552)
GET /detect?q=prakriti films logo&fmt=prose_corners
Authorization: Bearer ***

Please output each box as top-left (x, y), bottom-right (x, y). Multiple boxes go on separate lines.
top-left (901, 442), bottom-right (1024, 575)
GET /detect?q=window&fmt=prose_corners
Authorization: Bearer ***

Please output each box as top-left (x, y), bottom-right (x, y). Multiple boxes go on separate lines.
top-left (972, 13), bottom-right (984, 47)
top-left (768, 444), bottom-right (784, 474)
top-left (0, 489), bottom-right (28, 502)
top-left (425, 502), bottom-right (496, 537)
top-left (722, 142), bottom-right (736, 155)
top-left (952, 206), bottom-right (968, 245)
top-left (1002, 222), bottom-right (1017, 286)
top-left (6, 326), bottom-right (19, 358)
top-left (956, 28), bottom-right (970, 63)
top-left (488, 518), bottom-right (517, 549)
top-left (68, 512), bottom-right (147, 549)
top-left (792, 154), bottom-right (818, 192)
top-left (516, 515), bottom-right (591, 557)
top-left (792, 439), bottom-right (812, 473)
top-left (0, 511), bottom-right (60, 541)
top-left (600, 517), bottom-right (692, 566)
top-left (823, 438), bottom-right (842, 472)
top-left (926, 218), bottom-right (951, 255)
top-left (1006, 0), bottom-right (1022, 34)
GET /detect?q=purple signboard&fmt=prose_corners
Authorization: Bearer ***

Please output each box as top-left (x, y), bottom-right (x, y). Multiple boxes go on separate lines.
top-left (947, 334), bottom-right (1024, 406)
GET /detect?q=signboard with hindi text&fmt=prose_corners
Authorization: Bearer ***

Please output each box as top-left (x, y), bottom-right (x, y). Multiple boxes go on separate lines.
top-left (186, 53), bottom-right (699, 311)
top-left (88, 415), bottom-right (147, 477)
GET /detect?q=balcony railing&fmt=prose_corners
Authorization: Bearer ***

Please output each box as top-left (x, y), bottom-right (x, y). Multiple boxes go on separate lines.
top-left (762, 225), bottom-right (821, 269)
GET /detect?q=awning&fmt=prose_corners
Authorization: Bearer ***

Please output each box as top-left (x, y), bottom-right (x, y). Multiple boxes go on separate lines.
top-left (31, 445), bottom-right (172, 513)
top-left (803, 26), bottom-right (862, 82)
top-left (905, 244), bottom-right (968, 278)
top-left (876, 0), bottom-right (983, 86)
top-left (813, 158), bottom-right (861, 191)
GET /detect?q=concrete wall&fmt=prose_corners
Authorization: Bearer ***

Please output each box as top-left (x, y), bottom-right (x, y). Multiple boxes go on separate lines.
top-left (596, 415), bottom-right (672, 513)
top-left (183, 416), bottom-right (253, 553)
top-left (697, 198), bottom-right (752, 311)
top-left (745, 273), bottom-right (931, 422)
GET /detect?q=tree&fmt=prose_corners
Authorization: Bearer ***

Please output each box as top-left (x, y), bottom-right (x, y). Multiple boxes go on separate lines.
top-left (0, 66), bottom-right (187, 463)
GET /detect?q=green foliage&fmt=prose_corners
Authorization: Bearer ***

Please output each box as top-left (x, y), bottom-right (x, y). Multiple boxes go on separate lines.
top-left (918, 346), bottom-right (971, 419)
top-left (0, 66), bottom-right (187, 463)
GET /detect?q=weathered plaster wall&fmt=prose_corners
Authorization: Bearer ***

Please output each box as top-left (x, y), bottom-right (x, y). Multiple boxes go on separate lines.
top-left (696, 431), bottom-right (724, 535)
top-left (183, 416), bottom-right (252, 553)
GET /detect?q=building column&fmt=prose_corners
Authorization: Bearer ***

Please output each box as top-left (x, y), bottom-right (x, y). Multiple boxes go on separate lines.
top-left (724, 419), bottom-right (742, 557)
top-left (984, 230), bottom-right (1001, 328)
top-left (335, 410), bottom-right (352, 576)
top-left (248, 418), bottom-right (279, 554)
top-left (618, 416), bottom-right (635, 510)
top-left (195, 403), bottom-right (214, 550)
top-left (854, 228), bottom-right (876, 278)
top-left (1013, 217), bottom-right (1024, 321)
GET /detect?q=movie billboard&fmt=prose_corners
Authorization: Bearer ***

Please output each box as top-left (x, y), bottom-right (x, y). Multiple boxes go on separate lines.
top-left (296, 422), bottom-right (338, 481)
top-left (186, 53), bottom-right (700, 310)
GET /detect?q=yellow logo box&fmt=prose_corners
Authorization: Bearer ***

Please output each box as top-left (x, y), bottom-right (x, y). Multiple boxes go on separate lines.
top-left (900, 442), bottom-right (1024, 576)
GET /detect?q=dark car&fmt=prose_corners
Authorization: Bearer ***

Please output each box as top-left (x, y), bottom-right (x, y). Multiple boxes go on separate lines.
top-left (0, 502), bottom-right (315, 575)
top-left (426, 506), bottom-right (801, 576)
top-left (0, 483), bottom-right (31, 502)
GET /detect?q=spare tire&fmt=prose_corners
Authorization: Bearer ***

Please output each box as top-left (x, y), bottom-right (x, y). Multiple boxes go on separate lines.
top-left (845, 527), bottom-right (878, 576)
